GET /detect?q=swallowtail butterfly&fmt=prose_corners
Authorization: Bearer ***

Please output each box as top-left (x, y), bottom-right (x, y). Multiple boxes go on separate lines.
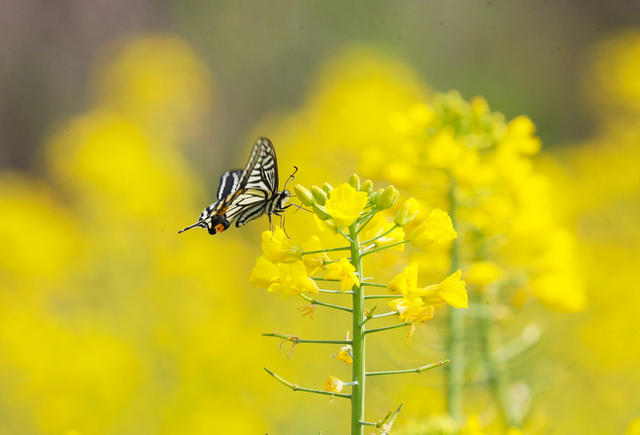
top-left (179, 137), bottom-right (295, 235)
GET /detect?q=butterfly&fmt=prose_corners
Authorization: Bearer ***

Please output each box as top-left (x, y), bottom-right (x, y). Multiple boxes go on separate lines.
top-left (179, 137), bottom-right (296, 235)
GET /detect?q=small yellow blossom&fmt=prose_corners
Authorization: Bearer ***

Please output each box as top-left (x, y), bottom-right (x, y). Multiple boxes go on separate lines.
top-left (361, 214), bottom-right (405, 251)
top-left (250, 257), bottom-right (319, 296)
top-left (269, 261), bottom-right (319, 296)
top-left (388, 297), bottom-right (434, 324)
top-left (325, 375), bottom-right (344, 393)
top-left (408, 209), bottom-right (457, 248)
top-left (420, 270), bottom-right (468, 309)
top-left (302, 235), bottom-right (330, 274)
top-left (260, 227), bottom-right (302, 263)
top-left (336, 346), bottom-right (353, 364)
top-left (465, 261), bottom-right (502, 287)
top-left (324, 183), bottom-right (368, 229)
top-left (387, 262), bottom-right (418, 296)
top-left (249, 256), bottom-right (280, 288)
top-left (325, 258), bottom-right (360, 292)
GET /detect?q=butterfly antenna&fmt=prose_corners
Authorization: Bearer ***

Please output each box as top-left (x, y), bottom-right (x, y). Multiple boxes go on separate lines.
top-left (283, 165), bottom-right (298, 190)
top-left (178, 221), bottom-right (205, 234)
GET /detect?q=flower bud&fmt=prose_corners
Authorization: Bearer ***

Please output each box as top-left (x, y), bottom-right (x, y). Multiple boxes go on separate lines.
top-left (394, 197), bottom-right (420, 226)
top-left (312, 204), bottom-right (331, 220)
top-left (294, 184), bottom-right (315, 206)
top-left (369, 188), bottom-right (383, 206)
top-left (348, 173), bottom-right (360, 191)
top-left (377, 185), bottom-right (399, 209)
top-left (311, 185), bottom-right (328, 205)
top-left (322, 182), bottom-right (334, 194)
top-left (360, 179), bottom-right (373, 195)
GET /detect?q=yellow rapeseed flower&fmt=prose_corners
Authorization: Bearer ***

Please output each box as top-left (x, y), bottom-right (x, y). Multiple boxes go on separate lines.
top-left (249, 256), bottom-right (280, 288)
top-left (325, 258), bottom-right (360, 292)
top-left (361, 214), bottom-right (405, 251)
top-left (325, 375), bottom-right (345, 393)
top-left (388, 297), bottom-right (435, 324)
top-left (387, 263), bottom-right (419, 296)
top-left (249, 258), bottom-right (319, 296)
top-left (324, 183), bottom-right (368, 229)
top-left (336, 346), bottom-right (353, 364)
top-left (302, 235), bottom-right (330, 274)
top-left (394, 197), bottom-right (420, 226)
top-left (465, 261), bottom-right (502, 287)
top-left (260, 227), bottom-right (302, 263)
top-left (420, 270), bottom-right (468, 309)
top-left (408, 209), bottom-right (457, 248)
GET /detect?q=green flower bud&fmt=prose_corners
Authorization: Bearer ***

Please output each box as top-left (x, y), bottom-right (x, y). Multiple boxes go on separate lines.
top-left (322, 182), bottom-right (334, 194)
top-left (369, 188), bottom-right (383, 206)
top-left (311, 185), bottom-right (328, 205)
top-left (377, 185), bottom-right (399, 209)
top-left (312, 204), bottom-right (332, 220)
top-left (360, 179), bottom-right (374, 195)
top-left (294, 184), bottom-right (315, 206)
top-left (348, 173), bottom-right (360, 191)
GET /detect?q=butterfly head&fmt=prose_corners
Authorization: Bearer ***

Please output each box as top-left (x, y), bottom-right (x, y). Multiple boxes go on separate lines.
top-left (276, 189), bottom-right (290, 211)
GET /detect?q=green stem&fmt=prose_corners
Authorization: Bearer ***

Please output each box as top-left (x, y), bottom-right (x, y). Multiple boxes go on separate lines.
top-left (360, 224), bottom-right (399, 246)
top-left (366, 360), bottom-right (449, 376)
top-left (317, 288), bottom-right (354, 295)
top-left (361, 240), bottom-right (409, 256)
top-left (447, 177), bottom-right (465, 421)
top-left (478, 292), bottom-right (520, 427)
top-left (349, 223), bottom-right (366, 435)
top-left (262, 332), bottom-right (351, 345)
top-left (299, 293), bottom-right (353, 313)
top-left (364, 294), bottom-right (400, 300)
top-left (361, 282), bottom-right (387, 288)
top-left (365, 322), bottom-right (411, 335)
top-left (302, 246), bottom-right (351, 256)
top-left (264, 367), bottom-right (351, 399)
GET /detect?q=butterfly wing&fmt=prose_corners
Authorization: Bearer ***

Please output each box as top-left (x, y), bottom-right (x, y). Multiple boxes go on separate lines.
top-left (211, 137), bottom-right (279, 227)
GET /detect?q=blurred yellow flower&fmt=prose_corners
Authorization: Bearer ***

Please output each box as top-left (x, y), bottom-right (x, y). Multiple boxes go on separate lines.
top-left (324, 183), bottom-right (368, 229)
top-left (420, 270), bottom-right (468, 309)
top-left (261, 227), bottom-right (302, 263)
top-left (465, 261), bottom-right (502, 287)
top-left (325, 375), bottom-right (345, 393)
top-left (627, 417), bottom-right (640, 435)
top-left (409, 209), bottom-right (457, 248)
top-left (325, 258), bottom-right (359, 292)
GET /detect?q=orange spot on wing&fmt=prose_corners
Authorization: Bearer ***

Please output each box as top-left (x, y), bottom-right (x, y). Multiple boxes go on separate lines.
top-left (214, 223), bottom-right (226, 233)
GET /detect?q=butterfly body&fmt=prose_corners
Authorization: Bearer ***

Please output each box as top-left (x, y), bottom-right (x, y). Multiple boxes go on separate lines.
top-left (179, 137), bottom-right (292, 235)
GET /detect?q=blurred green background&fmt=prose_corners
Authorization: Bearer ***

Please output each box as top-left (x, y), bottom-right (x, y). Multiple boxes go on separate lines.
top-left (1, 1), bottom-right (640, 434)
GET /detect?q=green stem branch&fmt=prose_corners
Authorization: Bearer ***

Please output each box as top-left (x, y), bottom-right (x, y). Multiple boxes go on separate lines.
top-left (366, 360), bottom-right (450, 376)
top-left (264, 367), bottom-right (351, 399)
top-left (349, 223), bottom-right (366, 435)
top-left (361, 240), bottom-right (409, 256)
top-left (365, 322), bottom-right (411, 335)
top-left (262, 332), bottom-right (351, 345)
top-left (299, 293), bottom-right (353, 313)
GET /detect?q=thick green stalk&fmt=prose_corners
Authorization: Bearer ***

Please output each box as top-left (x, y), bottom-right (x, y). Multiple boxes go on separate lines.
top-left (447, 180), bottom-right (465, 421)
top-left (349, 224), bottom-right (366, 435)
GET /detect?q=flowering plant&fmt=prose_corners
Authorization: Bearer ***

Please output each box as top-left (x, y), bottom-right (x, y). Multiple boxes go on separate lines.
top-left (251, 175), bottom-right (467, 434)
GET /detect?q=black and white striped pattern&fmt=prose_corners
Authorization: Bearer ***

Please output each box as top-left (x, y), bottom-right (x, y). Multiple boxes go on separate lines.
top-left (180, 137), bottom-right (290, 235)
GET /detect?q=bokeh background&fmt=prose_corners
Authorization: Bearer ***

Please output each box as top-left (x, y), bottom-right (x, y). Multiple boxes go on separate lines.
top-left (1, 1), bottom-right (640, 434)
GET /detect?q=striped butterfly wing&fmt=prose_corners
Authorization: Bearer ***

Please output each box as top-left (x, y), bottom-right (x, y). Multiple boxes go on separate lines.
top-left (217, 137), bottom-right (280, 227)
